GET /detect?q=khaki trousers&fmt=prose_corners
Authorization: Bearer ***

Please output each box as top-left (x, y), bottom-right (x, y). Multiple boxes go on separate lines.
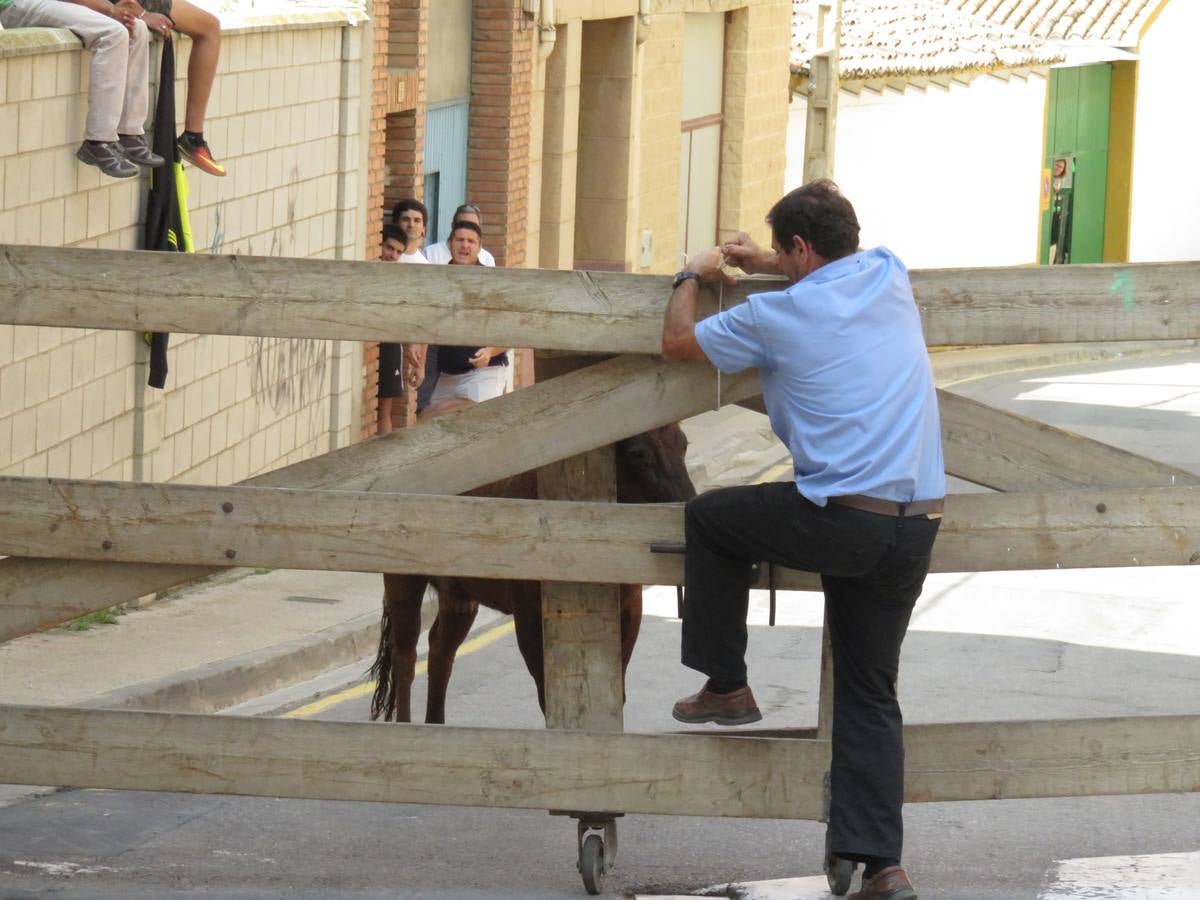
top-left (0, 0), bottom-right (150, 141)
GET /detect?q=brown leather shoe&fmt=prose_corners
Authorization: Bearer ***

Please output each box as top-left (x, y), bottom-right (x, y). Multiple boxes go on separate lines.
top-left (671, 684), bottom-right (762, 726)
top-left (848, 865), bottom-right (918, 900)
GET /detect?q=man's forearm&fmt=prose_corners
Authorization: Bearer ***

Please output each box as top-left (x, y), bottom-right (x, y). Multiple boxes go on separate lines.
top-left (661, 280), bottom-right (706, 361)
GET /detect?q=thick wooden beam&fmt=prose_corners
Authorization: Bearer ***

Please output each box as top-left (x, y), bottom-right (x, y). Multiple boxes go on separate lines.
top-left (0, 705), bottom-right (826, 820)
top-left (904, 715), bottom-right (1200, 803)
top-left (538, 446), bottom-right (625, 733)
top-left (742, 386), bottom-right (1197, 493)
top-left (3, 479), bottom-right (1200, 586)
top-left (0, 705), bottom-right (1192, 814)
top-left (939, 389), bottom-right (1200, 491)
top-left (3, 245), bottom-right (1200, 350)
top-left (0, 357), bottom-right (756, 642)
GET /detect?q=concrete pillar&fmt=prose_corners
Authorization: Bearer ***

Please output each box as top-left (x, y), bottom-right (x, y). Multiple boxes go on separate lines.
top-left (538, 18), bottom-right (581, 271)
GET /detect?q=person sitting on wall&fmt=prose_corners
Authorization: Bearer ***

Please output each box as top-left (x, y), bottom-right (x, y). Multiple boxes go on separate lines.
top-left (0, 0), bottom-right (166, 179)
top-left (416, 220), bottom-right (509, 419)
top-left (114, 0), bottom-right (226, 176)
top-left (422, 202), bottom-right (497, 266)
top-left (377, 222), bottom-right (428, 435)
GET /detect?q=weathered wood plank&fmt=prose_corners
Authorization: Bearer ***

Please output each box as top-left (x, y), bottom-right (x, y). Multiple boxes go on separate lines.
top-left (538, 446), bottom-right (625, 733)
top-left (3, 245), bottom-right (1200, 350)
top-left (745, 388), bottom-right (1197, 492)
top-left (0, 244), bottom-right (674, 354)
top-left (0, 357), bottom-right (756, 642)
top-left (0, 705), bottom-right (826, 820)
top-left (913, 261), bottom-right (1200, 347)
top-left (939, 389), bottom-right (1200, 491)
top-left (3, 479), bottom-right (1200, 585)
top-left (904, 715), bottom-right (1200, 802)
top-left (678, 717), bottom-right (1200, 802)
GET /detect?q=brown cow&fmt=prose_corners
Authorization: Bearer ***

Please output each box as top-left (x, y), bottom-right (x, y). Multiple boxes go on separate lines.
top-left (369, 424), bottom-right (696, 724)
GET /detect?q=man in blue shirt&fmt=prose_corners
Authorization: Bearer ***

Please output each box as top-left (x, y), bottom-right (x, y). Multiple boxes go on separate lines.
top-left (661, 181), bottom-right (943, 900)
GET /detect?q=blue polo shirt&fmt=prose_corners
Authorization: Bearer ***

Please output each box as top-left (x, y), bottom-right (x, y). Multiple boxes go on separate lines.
top-left (695, 247), bottom-right (944, 506)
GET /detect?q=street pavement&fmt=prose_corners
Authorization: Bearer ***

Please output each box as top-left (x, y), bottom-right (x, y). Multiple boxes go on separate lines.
top-left (2, 346), bottom-right (1200, 897)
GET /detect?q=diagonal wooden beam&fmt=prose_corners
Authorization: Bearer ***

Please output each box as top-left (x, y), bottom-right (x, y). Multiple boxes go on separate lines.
top-left (0, 356), bottom-right (753, 641)
top-left (742, 387), bottom-right (1197, 492)
top-left (2, 478), bottom-right (1199, 586)
top-left (4, 245), bottom-right (1200, 350)
top-left (938, 389), bottom-right (1200, 491)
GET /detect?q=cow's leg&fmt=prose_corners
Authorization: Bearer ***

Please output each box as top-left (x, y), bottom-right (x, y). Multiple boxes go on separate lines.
top-left (618, 583), bottom-right (644, 702)
top-left (371, 574), bottom-right (428, 723)
top-left (512, 583), bottom-right (547, 714)
top-left (424, 581), bottom-right (478, 724)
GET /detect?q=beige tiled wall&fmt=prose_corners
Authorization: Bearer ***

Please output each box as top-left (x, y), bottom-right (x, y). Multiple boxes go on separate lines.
top-left (0, 12), bottom-right (368, 486)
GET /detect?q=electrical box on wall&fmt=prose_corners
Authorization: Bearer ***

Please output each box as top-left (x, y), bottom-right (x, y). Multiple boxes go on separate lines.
top-left (640, 229), bottom-right (653, 268)
top-left (521, 0), bottom-right (539, 17)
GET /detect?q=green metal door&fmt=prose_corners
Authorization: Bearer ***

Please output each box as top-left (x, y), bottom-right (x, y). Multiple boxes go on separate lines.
top-left (1040, 65), bottom-right (1111, 264)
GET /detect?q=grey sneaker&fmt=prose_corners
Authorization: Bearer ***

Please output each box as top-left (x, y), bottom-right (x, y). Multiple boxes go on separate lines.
top-left (117, 134), bottom-right (165, 168)
top-left (77, 141), bottom-right (138, 179)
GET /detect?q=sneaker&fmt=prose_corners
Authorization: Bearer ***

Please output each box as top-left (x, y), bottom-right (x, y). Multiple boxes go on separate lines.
top-left (76, 141), bottom-right (138, 179)
top-left (117, 134), bottom-right (165, 168)
top-left (176, 132), bottom-right (226, 176)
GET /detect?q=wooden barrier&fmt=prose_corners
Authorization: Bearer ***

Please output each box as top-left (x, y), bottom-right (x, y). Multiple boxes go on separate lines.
top-left (2, 244), bottom-right (1198, 893)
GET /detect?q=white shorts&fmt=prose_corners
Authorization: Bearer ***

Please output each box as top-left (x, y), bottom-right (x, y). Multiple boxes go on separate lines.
top-left (429, 366), bottom-right (508, 405)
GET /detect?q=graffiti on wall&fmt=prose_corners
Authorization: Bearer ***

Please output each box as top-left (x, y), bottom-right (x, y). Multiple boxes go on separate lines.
top-left (250, 336), bottom-right (329, 417)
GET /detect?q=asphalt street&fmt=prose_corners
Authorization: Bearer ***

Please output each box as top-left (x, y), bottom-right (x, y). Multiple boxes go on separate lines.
top-left (2, 350), bottom-right (1200, 899)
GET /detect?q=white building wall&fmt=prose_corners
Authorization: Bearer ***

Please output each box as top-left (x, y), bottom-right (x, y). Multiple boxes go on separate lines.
top-left (786, 73), bottom-right (1047, 269)
top-left (1128, 1), bottom-right (1200, 263)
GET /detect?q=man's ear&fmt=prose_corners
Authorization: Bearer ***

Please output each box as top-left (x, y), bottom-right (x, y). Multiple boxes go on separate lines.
top-left (790, 234), bottom-right (809, 257)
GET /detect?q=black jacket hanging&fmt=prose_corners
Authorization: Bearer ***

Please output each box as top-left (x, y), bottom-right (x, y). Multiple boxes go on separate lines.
top-left (142, 41), bottom-right (193, 389)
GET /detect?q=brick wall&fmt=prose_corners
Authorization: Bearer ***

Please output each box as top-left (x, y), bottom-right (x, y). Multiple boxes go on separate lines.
top-left (0, 12), bottom-right (369, 484)
top-left (468, 0), bottom-right (533, 269)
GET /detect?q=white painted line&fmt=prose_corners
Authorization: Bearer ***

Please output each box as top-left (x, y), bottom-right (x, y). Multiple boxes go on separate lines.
top-left (1039, 850), bottom-right (1200, 899)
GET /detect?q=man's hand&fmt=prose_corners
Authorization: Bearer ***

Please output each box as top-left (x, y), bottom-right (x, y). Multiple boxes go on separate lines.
top-left (404, 343), bottom-right (426, 389)
top-left (112, 0), bottom-right (143, 23)
top-left (468, 348), bottom-right (500, 369)
top-left (143, 11), bottom-right (172, 37)
top-left (686, 246), bottom-right (738, 287)
top-left (721, 231), bottom-right (782, 276)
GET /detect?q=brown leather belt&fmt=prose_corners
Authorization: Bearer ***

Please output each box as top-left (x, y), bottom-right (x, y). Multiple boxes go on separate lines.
top-left (829, 494), bottom-right (944, 518)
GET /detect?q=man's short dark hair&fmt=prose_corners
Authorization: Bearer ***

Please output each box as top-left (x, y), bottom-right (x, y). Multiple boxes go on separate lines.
top-left (382, 223), bottom-right (407, 247)
top-left (449, 219), bottom-right (483, 240)
top-left (767, 180), bottom-right (860, 260)
top-left (392, 198), bottom-right (429, 226)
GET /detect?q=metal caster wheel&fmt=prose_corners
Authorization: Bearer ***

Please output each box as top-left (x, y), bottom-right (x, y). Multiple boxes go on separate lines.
top-left (824, 827), bottom-right (856, 895)
top-left (579, 832), bottom-right (605, 895)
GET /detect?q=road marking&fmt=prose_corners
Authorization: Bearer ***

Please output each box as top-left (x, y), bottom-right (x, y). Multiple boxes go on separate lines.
top-left (282, 620), bottom-right (516, 719)
top-left (1039, 850), bottom-right (1200, 899)
top-left (755, 461), bottom-right (791, 483)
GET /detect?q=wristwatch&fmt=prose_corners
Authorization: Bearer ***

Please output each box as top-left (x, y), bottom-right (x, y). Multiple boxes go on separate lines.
top-left (672, 270), bottom-right (702, 290)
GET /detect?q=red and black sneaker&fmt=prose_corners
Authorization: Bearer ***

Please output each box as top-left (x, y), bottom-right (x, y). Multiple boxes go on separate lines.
top-left (176, 132), bottom-right (226, 177)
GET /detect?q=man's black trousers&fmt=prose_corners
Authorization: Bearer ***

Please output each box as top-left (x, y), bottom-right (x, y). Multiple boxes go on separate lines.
top-left (681, 481), bottom-right (941, 861)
